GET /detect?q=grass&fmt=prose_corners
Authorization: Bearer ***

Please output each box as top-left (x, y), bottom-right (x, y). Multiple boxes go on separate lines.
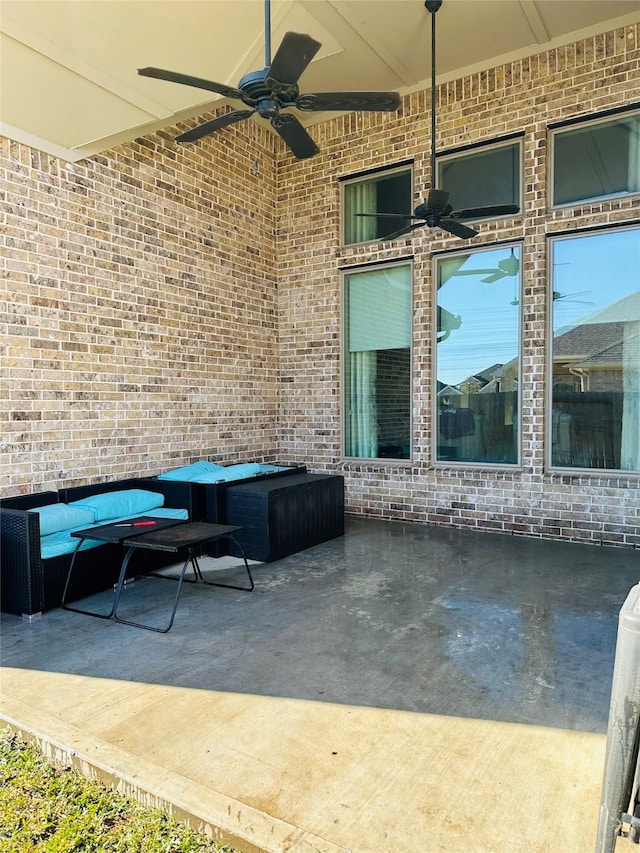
top-left (0, 728), bottom-right (240, 852)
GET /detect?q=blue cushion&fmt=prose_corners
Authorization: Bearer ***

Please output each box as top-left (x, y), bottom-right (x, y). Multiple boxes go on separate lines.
top-left (27, 503), bottom-right (95, 536)
top-left (158, 460), bottom-right (225, 482)
top-left (69, 489), bottom-right (165, 522)
top-left (40, 530), bottom-right (105, 560)
top-left (258, 465), bottom-right (288, 474)
top-left (192, 462), bottom-right (263, 483)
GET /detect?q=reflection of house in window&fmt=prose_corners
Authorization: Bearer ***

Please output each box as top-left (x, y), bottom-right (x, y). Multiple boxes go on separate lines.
top-left (552, 294), bottom-right (640, 470)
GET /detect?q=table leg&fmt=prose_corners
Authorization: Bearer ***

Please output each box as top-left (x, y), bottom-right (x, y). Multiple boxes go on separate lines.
top-left (62, 539), bottom-right (116, 619)
top-left (196, 534), bottom-right (254, 592)
top-left (113, 548), bottom-right (195, 633)
top-left (148, 536), bottom-right (255, 592)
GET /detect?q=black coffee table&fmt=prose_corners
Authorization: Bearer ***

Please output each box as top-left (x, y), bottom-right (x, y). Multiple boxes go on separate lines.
top-left (62, 516), bottom-right (185, 618)
top-left (113, 521), bottom-right (254, 633)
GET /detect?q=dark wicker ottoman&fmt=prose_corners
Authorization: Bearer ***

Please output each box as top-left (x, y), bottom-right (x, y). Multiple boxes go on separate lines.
top-left (225, 473), bottom-right (345, 562)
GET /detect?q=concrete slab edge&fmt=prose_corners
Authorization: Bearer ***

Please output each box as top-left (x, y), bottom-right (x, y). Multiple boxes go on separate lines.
top-left (1, 697), bottom-right (350, 853)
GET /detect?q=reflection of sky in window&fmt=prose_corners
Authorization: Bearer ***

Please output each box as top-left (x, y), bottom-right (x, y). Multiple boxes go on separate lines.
top-left (437, 246), bottom-right (520, 386)
top-left (552, 227), bottom-right (640, 335)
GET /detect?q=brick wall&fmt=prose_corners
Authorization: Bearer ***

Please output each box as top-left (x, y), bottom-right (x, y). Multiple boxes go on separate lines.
top-left (1, 121), bottom-right (281, 491)
top-left (276, 23), bottom-right (640, 547)
top-left (1, 22), bottom-right (638, 546)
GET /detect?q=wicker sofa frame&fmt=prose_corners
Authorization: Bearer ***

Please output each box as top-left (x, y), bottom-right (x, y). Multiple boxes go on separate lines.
top-left (0, 478), bottom-right (196, 619)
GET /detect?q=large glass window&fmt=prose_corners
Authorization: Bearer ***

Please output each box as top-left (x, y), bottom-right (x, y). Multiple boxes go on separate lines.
top-left (550, 227), bottom-right (640, 472)
top-left (343, 263), bottom-right (412, 460)
top-left (551, 109), bottom-right (640, 207)
top-left (435, 246), bottom-right (521, 465)
top-left (342, 165), bottom-right (412, 245)
top-left (436, 137), bottom-right (522, 218)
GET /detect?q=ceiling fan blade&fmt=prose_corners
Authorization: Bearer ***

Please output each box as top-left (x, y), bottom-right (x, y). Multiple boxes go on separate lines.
top-left (296, 91), bottom-right (401, 112)
top-left (439, 218), bottom-right (478, 239)
top-left (176, 110), bottom-right (255, 142)
top-left (481, 272), bottom-right (507, 284)
top-left (267, 32), bottom-right (321, 85)
top-left (384, 222), bottom-right (427, 241)
top-left (138, 67), bottom-right (252, 104)
top-left (452, 269), bottom-right (501, 276)
top-left (426, 188), bottom-right (450, 212)
top-left (452, 203), bottom-right (520, 220)
top-left (355, 212), bottom-right (420, 220)
top-left (271, 114), bottom-right (319, 159)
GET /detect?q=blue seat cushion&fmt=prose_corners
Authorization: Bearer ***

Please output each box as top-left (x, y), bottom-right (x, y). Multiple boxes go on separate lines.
top-left (40, 507), bottom-right (189, 560)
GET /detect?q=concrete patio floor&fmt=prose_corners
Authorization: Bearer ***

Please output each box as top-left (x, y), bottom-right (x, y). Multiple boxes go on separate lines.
top-left (1, 516), bottom-right (639, 853)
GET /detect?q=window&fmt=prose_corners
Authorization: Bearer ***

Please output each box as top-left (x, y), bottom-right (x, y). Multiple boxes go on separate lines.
top-left (549, 226), bottom-right (640, 472)
top-left (551, 108), bottom-right (640, 207)
top-left (342, 165), bottom-right (412, 245)
top-left (343, 262), bottom-right (412, 459)
top-left (436, 137), bottom-right (522, 218)
top-left (435, 246), bottom-right (521, 465)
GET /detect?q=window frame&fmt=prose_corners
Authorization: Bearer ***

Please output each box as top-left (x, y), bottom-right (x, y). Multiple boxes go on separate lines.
top-left (341, 258), bottom-right (414, 463)
top-left (435, 134), bottom-right (523, 222)
top-left (432, 243), bottom-right (523, 469)
top-left (546, 224), bottom-right (640, 476)
top-left (548, 105), bottom-right (640, 210)
top-left (340, 162), bottom-right (414, 247)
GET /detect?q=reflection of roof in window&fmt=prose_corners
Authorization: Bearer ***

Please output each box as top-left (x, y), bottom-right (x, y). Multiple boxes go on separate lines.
top-left (575, 329), bottom-right (640, 369)
top-left (554, 322), bottom-right (626, 360)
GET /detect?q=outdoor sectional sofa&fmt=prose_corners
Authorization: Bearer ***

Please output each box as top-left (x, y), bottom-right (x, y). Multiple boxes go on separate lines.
top-left (1, 460), bottom-right (345, 620)
top-left (0, 477), bottom-right (195, 619)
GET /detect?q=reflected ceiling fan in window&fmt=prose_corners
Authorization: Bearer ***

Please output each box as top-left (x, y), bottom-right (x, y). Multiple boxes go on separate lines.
top-left (356, 0), bottom-right (519, 240)
top-left (510, 290), bottom-right (593, 307)
top-left (452, 248), bottom-right (520, 283)
top-left (138, 0), bottom-right (401, 160)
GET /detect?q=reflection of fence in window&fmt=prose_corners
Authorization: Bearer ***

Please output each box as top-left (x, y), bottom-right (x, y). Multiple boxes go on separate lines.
top-left (437, 391), bottom-right (517, 464)
top-left (552, 392), bottom-right (623, 469)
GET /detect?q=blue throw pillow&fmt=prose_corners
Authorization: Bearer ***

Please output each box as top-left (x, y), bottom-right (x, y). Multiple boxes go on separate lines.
top-left (69, 489), bottom-right (165, 522)
top-left (27, 503), bottom-right (95, 536)
top-left (158, 460), bottom-right (225, 482)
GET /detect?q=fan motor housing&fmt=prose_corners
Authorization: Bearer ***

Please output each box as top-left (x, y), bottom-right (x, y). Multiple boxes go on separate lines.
top-left (238, 68), bottom-right (299, 115)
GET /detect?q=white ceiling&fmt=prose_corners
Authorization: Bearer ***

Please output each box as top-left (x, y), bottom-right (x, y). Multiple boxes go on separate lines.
top-left (1, 0), bottom-right (639, 162)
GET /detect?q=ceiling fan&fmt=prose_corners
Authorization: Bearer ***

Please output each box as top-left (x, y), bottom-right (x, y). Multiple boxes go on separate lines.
top-left (357, 0), bottom-right (519, 240)
top-left (138, 0), bottom-right (401, 160)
